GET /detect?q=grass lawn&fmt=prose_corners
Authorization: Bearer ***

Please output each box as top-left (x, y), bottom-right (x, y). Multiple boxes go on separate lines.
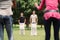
top-left (4, 25), bottom-right (60, 40)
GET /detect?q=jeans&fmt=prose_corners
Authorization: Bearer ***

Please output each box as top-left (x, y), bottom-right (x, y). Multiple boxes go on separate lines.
top-left (44, 17), bottom-right (59, 40)
top-left (0, 15), bottom-right (13, 40)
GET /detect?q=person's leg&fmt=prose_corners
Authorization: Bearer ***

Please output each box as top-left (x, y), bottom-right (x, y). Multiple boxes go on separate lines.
top-left (19, 23), bottom-right (21, 35)
top-left (59, 20), bottom-right (60, 40)
top-left (22, 23), bottom-right (25, 35)
top-left (20, 29), bottom-right (25, 35)
top-left (19, 23), bottom-right (25, 35)
top-left (53, 18), bottom-right (59, 40)
top-left (0, 15), bottom-right (4, 40)
top-left (33, 23), bottom-right (37, 35)
top-left (59, 26), bottom-right (60, 40)
top-left (0, 23), bottom-right (4, 40)
top-left (31, 23), bottom-right (34, 35)
top-left (31, 23), bottom-right (37, 36)
top-left (44, 18), bottom-right (51, 40)
top-left (4, 16), bottom-right (13, 40)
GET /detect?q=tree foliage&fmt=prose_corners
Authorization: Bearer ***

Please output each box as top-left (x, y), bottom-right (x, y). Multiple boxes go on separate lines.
top-left (13, 0), bottom-right (60, 24)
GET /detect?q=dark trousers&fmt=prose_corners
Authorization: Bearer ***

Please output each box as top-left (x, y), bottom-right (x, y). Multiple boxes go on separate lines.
top-left (0, 15), bottom-right (13, 40)
top-left (59, 21), bottom-right (60, 40)
top-left (44, 17), bottom-right (59, 40)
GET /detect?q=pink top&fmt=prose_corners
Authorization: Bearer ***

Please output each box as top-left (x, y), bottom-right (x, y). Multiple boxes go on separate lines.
top-left (36, 0), bottom-right (60, 20)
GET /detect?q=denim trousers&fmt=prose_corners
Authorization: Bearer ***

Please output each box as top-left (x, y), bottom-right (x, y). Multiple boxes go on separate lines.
top-left (44, 17), bottom-right (59, 40)
top-left (0, 15), bottom-right (13, 40)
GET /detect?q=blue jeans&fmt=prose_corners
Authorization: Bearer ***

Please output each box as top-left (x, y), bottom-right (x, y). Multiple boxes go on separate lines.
top-left (0, 15), bottom-right (13, 40)
top-left (44, 17), bottom-right (59, 40)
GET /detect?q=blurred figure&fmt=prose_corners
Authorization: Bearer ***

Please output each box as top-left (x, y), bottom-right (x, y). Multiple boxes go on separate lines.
top-left (0, 0), bottom-right (16, 40)
top-left (18, 12), bottom-right (26, 35)
top-left (35, 0), bottom-right (60, 40)
top-left (30, 10), bottom-right (38, 36)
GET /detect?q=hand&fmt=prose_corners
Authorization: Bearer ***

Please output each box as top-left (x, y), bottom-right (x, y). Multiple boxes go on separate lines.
top-left (34, 3), bottom-right (38, 7)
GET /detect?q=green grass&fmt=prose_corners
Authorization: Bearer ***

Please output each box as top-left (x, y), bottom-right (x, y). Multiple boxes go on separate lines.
top-left (4, 25), bottom-right (60, 40)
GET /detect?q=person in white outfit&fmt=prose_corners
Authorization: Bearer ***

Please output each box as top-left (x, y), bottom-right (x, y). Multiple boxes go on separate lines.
top-left (30, 10), bottom-right (38, 36)
top-left (18, 12), bottom-right (26, 35)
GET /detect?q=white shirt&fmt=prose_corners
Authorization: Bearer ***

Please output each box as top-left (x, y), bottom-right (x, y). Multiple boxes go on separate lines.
top-left (30, 14), bottom-right (37, 23)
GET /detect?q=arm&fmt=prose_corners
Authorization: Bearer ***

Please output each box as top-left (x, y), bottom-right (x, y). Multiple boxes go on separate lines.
top-left (35, 0), bottom-right (45, 10)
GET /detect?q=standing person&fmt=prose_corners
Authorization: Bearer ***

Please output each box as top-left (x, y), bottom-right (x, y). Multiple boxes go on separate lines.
top-left (0, 0), bottom-right (16, 40)
top-left (30, 10), bottom-right (38, 36)
top-left (18, 12), bottom-right (26, 35)
top-left (35, 0), bottom-right (60, 40)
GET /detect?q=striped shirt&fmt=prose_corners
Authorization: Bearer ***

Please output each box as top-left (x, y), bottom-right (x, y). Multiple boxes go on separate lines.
top-left (0, 0), bottom-right (13, 16)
